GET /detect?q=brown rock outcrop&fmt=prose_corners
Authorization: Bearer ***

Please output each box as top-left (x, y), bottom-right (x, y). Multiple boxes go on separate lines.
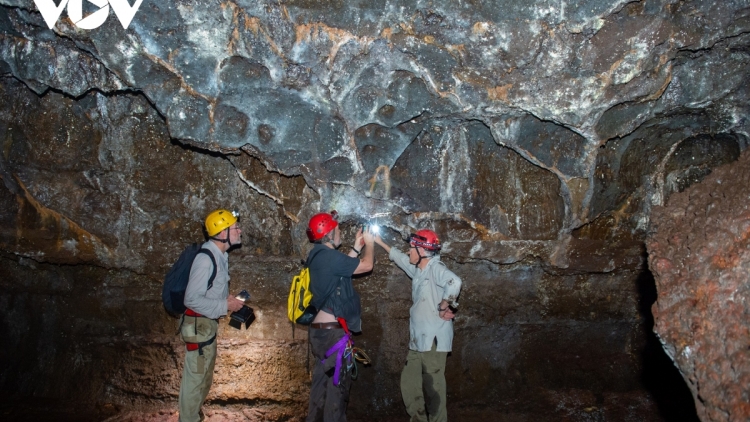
top-left (648, 150), bottom-right (750, 422)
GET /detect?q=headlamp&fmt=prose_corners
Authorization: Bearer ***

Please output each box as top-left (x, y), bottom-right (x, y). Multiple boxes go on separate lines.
top-left (409, 233), bottom-right (427, 243)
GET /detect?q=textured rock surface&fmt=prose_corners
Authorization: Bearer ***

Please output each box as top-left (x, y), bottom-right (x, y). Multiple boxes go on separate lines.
top-left (648, 149), bottom-right (750, 422)
top-left (1, 0), bottom-right (749, 237)
top-left (0, 0), bottom-right (749, 420)
top-left (0, 0), bottom-right (748, 252)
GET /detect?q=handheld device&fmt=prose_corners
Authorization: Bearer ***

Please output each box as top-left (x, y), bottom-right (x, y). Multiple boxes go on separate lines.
top-left (236, 290), bottom-right (250, 302)
top-left (229, 290), bottom-right (254, 329)
top-left (362, 222), bottom-right (380, 234)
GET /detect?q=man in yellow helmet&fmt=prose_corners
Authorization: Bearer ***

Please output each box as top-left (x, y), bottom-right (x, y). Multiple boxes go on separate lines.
top-left (178, 209), bottom-right (246, 422)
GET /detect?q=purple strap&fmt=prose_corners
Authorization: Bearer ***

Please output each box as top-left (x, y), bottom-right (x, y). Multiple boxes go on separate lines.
top-left (322, 333), bottom-right (352, 386)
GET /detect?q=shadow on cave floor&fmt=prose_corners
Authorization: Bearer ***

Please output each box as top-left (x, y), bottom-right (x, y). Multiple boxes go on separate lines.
top-left (636, 269), bottom-right (700, 422)
top-left (0, 397), bottom-right (118, 422)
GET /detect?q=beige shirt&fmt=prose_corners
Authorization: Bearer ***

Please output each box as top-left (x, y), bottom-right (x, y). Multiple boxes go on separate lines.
top-left (389, 248), bottom-right (462, 352)
top-left (184, 241), bottom-right (230, 319)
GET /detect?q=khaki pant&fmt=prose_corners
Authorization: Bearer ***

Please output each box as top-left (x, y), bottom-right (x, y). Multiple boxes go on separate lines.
top-left (400, 340), bottom-right (448, 422)
top-left (178, 318), bottom-right (218, 422)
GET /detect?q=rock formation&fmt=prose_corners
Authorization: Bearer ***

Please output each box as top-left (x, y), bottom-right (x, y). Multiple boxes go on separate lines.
top-left (648, 149), bottom-right (750, 422)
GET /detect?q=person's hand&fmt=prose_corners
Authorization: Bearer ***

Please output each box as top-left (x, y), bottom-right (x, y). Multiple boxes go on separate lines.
top-left (362, 229), bottom-right (375, 245)
top-left (438, 300), bottom-right (456, 320)
top-left (227, 295), bottom-right (245, 312)
top-left (354, 228), bottom-right (365, 250)
top-left (439, 307), bottom-right (456, 321)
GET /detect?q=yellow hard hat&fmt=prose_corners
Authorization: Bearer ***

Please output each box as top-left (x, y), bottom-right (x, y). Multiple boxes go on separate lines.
top-left (205, 209), bottom-right (239, 237)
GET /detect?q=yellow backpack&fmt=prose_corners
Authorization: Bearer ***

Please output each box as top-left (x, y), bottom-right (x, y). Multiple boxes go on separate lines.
top-left (287, 249), bottom-right (322, 325)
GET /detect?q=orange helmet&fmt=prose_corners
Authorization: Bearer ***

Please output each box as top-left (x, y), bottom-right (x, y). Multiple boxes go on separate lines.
top-left (409, 229), bottom-right (441, 251)
top-left (306, 211), bottom-right (339, 242)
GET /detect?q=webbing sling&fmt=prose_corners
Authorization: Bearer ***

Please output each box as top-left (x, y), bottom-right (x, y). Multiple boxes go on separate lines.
top-left (322, 317), bottom-right (353, 386)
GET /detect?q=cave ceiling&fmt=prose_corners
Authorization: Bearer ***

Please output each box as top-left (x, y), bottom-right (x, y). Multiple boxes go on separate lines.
top-left (0, 0), bottom-right (749, 271)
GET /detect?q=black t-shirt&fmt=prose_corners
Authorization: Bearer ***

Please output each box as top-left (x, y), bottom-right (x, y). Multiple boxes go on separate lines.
top-left (307, 243), bottom-right (362, 331)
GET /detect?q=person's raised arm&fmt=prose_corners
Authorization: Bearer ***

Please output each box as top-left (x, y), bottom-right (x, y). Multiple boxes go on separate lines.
top-left (348, 228), bottom-right (365, 258)
top-left (374, 235), bottom-right (391, 254)
top-left (353, 230), bottom-right (375, 274)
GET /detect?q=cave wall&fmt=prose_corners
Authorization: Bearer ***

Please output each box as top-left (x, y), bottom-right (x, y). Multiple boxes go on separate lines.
top-left (647, 149), bottom-right (750, 422)
top-left (1, 0), bottom-right (750, 420)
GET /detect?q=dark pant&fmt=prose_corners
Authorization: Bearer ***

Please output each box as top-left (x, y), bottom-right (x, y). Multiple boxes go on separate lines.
top-left (306, 327), bottom-right (352, 422)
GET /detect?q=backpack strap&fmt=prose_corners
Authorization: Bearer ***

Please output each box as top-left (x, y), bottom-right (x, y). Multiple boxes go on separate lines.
top-left (292, 247), bottom-right (327, 341)
top-left (188, 249), bottom-right (216, 326)
top-left (305, 247), bottom-right (332, 308)
top-left (197, 248), bottom-right (217, 291)
top-left (178, 248), bottom-right (219, 336)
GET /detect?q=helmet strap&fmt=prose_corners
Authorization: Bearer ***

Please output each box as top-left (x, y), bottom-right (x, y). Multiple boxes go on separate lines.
top-left (414, 247), bottom-right (427, 268)
top-left (212, 228), bottom-right (231, 246)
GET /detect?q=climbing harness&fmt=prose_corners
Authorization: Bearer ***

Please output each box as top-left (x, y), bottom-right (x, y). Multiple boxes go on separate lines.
top-left (323, 318), bottom-right (372, 385)
top-left (179, 308), bottom-right (217, 367)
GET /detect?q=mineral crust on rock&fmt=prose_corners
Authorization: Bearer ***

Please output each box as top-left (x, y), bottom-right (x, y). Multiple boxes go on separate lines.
top-left (648, 149), bottom-right (750, 422)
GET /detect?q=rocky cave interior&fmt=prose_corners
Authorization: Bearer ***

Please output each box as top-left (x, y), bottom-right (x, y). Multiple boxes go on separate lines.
top-left (1, 1), bottom-right (749, 421)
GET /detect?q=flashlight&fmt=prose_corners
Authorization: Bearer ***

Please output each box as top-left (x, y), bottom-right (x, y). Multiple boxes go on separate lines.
top-left (370, 224), bottom-right (380, 234)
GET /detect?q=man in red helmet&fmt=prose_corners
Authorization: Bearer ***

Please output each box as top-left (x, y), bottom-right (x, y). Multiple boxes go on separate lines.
top-left (305, 211), bottom-right (375, 422)
top-left (374, 229), bottom-right (462, 422)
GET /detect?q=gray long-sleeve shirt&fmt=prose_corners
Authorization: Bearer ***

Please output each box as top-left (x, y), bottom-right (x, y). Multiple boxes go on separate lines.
top-left (389, 248), bottom-right (462, 352)
top-left (184, 241), bottom-right (229, 319)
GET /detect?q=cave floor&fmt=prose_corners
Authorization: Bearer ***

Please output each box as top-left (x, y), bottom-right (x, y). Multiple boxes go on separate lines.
top-left (0, 397), bottom-right (695, 422)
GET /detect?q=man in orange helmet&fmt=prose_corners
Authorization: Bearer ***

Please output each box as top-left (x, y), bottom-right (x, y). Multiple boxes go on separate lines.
top-left (179, 209), bottom-right (246, 422)
top-left (375, 229), bottom-right (462, 422)
top-left (305, 211), bottom-right (375, 422)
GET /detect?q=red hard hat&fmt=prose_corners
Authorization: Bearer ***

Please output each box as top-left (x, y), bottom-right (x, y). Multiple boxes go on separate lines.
top-left (409, 229), bottom-right (441, 251)
top-left (307, 212), bottom-right (339, 242)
